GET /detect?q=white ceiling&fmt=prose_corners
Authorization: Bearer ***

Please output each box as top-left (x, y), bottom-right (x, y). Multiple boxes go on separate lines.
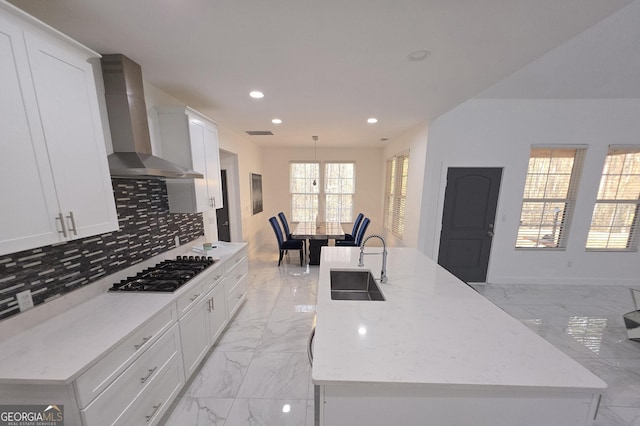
top-left (479, 0), bottom-right (640, 99)
top-left (9, 0), bottom-right (638, 147)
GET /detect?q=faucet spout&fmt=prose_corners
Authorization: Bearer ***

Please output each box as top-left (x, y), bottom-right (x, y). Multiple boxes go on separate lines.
top-left (358, 235), bottom-right (388, 283)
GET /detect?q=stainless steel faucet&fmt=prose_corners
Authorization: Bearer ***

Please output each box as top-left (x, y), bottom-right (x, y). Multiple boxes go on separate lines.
top-left (358, 235), bottom-right (388, 283)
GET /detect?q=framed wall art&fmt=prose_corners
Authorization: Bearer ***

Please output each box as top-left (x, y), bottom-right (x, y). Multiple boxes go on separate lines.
top-left (251, 173), bottom-right (263, 215)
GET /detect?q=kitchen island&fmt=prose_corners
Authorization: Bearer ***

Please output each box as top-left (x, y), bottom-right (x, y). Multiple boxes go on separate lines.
top-left (312, 247), bottom-right (606, 426)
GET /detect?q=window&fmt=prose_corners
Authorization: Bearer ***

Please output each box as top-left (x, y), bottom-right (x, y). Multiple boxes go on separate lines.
top-left (290, 162), bottom-right (355, 222)
top-left (324, 163), bottom-right (355, 222)
top-left (290, 162), bottom-right (319, 222)
top-left (586, 146), bottom-right (640, 250)
top-left (516, 147), bottom-right (585, 248)
top-left (384, 153), bottom-right (409, 238)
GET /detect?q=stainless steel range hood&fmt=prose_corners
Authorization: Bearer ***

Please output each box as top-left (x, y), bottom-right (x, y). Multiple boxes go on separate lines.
top-left (101, 54), bottom-right (203, 179)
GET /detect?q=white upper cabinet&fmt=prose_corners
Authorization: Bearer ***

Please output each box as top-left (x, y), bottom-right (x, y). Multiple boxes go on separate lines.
top-left (157, 106), bottom-right (223, 213)
top-left (0, 3), bottom-right (118, 256)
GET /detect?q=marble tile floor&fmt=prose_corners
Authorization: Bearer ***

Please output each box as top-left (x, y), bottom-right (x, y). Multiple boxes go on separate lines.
top-left (162, 251), bottom-right (640, 425)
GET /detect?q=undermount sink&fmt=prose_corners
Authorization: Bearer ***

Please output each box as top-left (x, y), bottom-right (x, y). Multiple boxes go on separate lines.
top-left (330, 270), bottom-right (385, 301)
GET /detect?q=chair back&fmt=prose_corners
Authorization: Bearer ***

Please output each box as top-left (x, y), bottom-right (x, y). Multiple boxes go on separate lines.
top-left (355, 217), bottom-right (370, 246)
top-left (278, 212), bottom-right (292, 239)
top-left (269, 217), bottom-right (285, 248)
top-left (351, 213), bottom-right (364, 236)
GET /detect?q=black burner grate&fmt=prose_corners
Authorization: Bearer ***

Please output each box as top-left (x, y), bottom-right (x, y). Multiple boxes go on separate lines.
top-left (109, 256), bottom-right (216, 292)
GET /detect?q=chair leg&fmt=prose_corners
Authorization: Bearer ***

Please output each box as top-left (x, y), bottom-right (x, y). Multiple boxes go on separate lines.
top-left (299, 248), bottom-right (303, 266)
top-left (278, 250), bottom-right (284, 266)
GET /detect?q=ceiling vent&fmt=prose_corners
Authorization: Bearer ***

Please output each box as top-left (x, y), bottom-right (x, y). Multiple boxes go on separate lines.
top-left (246, 130), bottom-right (274, 136)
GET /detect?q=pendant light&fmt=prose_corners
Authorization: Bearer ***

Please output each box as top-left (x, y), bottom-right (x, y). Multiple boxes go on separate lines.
top-left (312, 135), bottom-right (318, 186)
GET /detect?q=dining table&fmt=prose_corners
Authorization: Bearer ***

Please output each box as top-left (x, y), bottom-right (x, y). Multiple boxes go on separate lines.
top-left (291, 222), bottom-right (345, 265)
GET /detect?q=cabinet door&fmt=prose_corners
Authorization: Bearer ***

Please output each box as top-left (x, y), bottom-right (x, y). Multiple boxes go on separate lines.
top-left (179, 299), bottom-right (210, 379)
top-left (25, 32), bottom-right (118, 239)
top-left (188, 119), bottom-right (212, 212)
top-left (204, 125), bottom-right (223, 209)
top-left (0, 14), bottom-right (62, 255)
top-left (206, 283), bottom-right (228, 345)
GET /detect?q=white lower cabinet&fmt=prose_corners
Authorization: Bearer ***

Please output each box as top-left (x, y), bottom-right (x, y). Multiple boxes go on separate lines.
top-left (178, 271), bottom-right (229, 380)
top-left (114, 355), bottom-right (185, 426)
top-left (75, 305), bottom-right (178, 408)
top-left (81, 323), bottom-right (182, 425)
top-left (206, 281), bottom-right (228, 344)
top-left (179, 295), bottom-right (210, 379)
top-left (224, 251), bottom-right (249, 319)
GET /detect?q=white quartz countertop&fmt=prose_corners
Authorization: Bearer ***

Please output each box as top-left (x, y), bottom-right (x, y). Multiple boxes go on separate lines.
top-left (312, 247), bottom-right (607, 392)
top-left (0, 240), bottom-right (246, 385)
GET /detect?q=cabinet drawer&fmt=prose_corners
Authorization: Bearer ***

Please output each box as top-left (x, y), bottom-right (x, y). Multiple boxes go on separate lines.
top-left (226, 274), bottom-right (248, 318)
top-left (226, 246), bottom-right (248, 272)
top-left (114, 353), bottom-right (185, 426)
top-left (203, 264), bottom-right (225, 294)
top-left (75, 304), bottom-right (177, 408)
top-left (81, 323), bottom-right (181, 426)
top-left (176, 279), bottom-right (205, 317)
top-left (226, 256), bottom-right (248, 280)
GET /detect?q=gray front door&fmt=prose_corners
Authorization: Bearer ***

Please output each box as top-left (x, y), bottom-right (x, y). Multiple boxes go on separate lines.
top-left (437, 167), bottom-right (502, 283)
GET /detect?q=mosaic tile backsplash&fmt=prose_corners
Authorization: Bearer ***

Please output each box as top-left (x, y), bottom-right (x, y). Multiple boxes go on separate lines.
top-left (0, 178), bottom-right (204, 321)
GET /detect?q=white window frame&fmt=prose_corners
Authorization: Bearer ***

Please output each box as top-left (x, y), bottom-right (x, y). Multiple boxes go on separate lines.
top-left (289, 162), bottom-right (319, 222)
top-left (324, 162), bottom-right (355, 223)
top-left (383, 152), bottom-right (409, 238)
top-left (586, 146), bottom-right (640, 251)
top-left (289, 161), bottom-right (355, 223)
top-left (515, 146), bottom-right (585, 249)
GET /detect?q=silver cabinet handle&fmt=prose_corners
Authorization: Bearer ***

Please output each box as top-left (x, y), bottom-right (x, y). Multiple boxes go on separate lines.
top-left (134, 335), bottom-right (152, 350)
top-left (145, 403), bottom-right (162, 422)
top-left (140, 366), bottom-right (157, 384)
top-left (207, 297), bottom-right (215, 312)
top-left (307, 326), bottom-right (316, 366)
top-left (66, 211), bottom-right (78, 236)
top-left (190, 293), bottom-right (201, 302)
top-left (56, 213), bottom-right (68, 238)
top-left (209, 197), bottom-right (214, 207)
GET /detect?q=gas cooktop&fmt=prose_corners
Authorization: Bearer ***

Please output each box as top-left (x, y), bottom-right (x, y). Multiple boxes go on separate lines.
top-left (109, 256), bottom-right (216, 293)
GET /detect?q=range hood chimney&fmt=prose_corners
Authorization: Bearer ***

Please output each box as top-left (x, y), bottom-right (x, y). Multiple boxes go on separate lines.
top-left (101, 54), bottom-right (203, 179)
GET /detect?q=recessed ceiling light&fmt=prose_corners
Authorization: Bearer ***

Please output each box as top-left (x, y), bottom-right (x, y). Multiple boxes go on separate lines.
top-left (367, 118), bottom-right (378, 124)
top-left (249, 90), bottom-right (264, 99)
top-left (408, 50), bottom-right (431, 62)
top-left (272, 118), bottom-right (282, 124)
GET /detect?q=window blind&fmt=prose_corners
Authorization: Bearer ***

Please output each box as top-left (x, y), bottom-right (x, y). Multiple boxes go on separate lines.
top-left (516, 147), bottom-right (585, 248)
top-left (586, 146), bottom-right (640, 250)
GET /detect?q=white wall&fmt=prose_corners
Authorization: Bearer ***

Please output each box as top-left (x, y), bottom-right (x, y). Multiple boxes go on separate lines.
top-left (421, 98), bottom-right (640, 285)
top-left (216, 127), bottom-right (264, 256)
top-left (261, 146), bottom-right (384, 250)
top-left (382, 121), bottom-right (429, 248)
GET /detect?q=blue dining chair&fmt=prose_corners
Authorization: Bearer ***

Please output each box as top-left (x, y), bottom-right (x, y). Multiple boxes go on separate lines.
top-left (269, 217), bottom-right (304, 266)
top-left (336, 217), bottom-right (370, 247)
top-left (278, 211), bottom-right (306, 253)
top-left (342, 213), bottom-right (364, 242)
